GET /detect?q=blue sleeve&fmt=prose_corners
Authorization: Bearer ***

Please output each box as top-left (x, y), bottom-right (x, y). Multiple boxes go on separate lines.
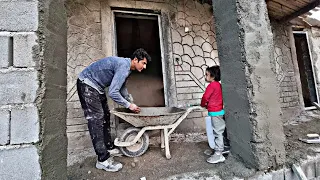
top-left (108, 68), bottom-right (131, 108)
top-left (120, 80), bottom-right (130, 101)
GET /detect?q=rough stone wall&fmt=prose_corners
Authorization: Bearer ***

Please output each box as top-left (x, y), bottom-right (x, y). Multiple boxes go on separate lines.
top-left (212, 0), bottom-right (285, 170)
top-left (271, 21), bottom-right (302, 123)
top-left (0, 0), bottom-right (67, 179)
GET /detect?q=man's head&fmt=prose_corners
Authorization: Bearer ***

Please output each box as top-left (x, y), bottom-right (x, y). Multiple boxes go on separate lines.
top-left (130, 48), bottom-right (151, 72)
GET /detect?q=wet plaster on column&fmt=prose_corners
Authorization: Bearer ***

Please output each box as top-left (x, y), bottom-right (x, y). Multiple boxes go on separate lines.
top-left (212, 0), bottom-right (286, 170)
top-left (37, 0), bottom-right (68, 179)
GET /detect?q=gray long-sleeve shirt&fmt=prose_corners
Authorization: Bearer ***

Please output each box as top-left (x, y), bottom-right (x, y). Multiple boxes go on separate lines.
top-left (78, 56), bottom-right (131, 108)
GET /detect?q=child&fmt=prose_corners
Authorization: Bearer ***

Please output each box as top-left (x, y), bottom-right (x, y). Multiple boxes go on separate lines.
top-left (201, 66), bottom-right (226, 164)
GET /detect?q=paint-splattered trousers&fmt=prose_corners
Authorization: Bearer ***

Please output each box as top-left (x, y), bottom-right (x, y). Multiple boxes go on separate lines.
top-left (77, 79), bottom-right (114, 162)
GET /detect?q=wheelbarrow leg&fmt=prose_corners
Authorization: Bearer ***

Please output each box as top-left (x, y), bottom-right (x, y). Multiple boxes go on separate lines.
top-left (160, 129), bottom-right (165, 149)
top-left (164, 128), bottom-right (171, 159)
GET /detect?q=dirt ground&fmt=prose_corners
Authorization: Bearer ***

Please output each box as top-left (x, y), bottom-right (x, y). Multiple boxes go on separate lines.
top-left (67, 142), bottom-right (255, 180)
top-left (283, 117), bottom-right (320, 166)
top-left (68, 118), bottom-right (320, 180)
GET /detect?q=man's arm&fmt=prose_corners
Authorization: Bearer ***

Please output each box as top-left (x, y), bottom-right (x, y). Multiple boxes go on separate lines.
top-left (108, 70), bottom-right (131, 108)
top-left (120, 81), bottom-right (132, 102)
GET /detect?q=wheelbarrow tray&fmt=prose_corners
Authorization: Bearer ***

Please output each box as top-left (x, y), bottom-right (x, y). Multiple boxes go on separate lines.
top-left (110, 107), bottom-right (186, 127)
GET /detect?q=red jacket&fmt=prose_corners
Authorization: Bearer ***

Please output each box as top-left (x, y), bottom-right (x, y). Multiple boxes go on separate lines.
top-left (201, 81), bottom-right (223, 112)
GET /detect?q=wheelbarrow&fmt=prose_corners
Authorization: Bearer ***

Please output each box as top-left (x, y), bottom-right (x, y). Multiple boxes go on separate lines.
top-left (110, 106), bottom-right (202, 159)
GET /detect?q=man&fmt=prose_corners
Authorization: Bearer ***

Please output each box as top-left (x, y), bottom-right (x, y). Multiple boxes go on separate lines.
top-left (77, 48), bottom-right (151, 172)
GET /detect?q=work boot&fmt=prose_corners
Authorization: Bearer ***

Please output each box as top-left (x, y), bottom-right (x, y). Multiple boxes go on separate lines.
top-left (96, 157), bottom-right (123, 172)
top-left (207, 152), bottom-right (225, 164)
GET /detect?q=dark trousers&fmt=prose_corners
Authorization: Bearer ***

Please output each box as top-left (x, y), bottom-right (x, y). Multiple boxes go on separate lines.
top-left (77, 79), bottom-right (114, 162)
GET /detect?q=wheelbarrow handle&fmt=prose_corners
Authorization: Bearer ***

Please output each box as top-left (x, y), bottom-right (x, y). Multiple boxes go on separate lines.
top-left (167, 106), bottom-right (204, 135)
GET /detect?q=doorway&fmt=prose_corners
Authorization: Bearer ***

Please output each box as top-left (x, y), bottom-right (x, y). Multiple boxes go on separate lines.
top-left (293, 32), bottom-right (319, 108)
top-left (114, 11), bottom-right (165, 107)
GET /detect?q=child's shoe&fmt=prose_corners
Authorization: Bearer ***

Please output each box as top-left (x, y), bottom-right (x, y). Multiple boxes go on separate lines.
top-left (96, 157), bottom-right (123, 172)
top-left (207, 152), bottom-right (225, 164)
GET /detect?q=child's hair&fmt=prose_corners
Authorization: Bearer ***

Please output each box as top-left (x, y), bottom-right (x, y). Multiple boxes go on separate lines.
top-left (206, 66), bottom-right (221, 81)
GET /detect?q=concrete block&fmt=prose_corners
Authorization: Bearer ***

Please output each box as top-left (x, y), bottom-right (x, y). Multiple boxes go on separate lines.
top-left (176, 81), bottom-right (198, 88)
top-left (177, 87), bottom-right (203, 94)
top-left (316, 160), bottom-right (320, 177)
top-left (13, 33), bottom-right (38, 67)
top-left (193, 93), bottom-right (203, 99)
top-left (0, 1), bottom-right (38, 31)
top-left (248, 172), bottom-right (272, 180)
top-left (67, 124), bottom-right (88, 133)
top-left (0, 145), bottom-right (41, 180)
top-left (0, 36), bottom-right (10, 68)
top-left (0, 109), bottom-right (10, 145)
top-left (271, 169), bottom-right (284, 180)
top-left (302, 161), bottom-right (316, 179)
top-left (177, 93), bottom-right (193, 100)
top-left (11, 105), bottom-right (39, 144)
top-left (284, 168), bottom-right (299, 180)
top-left (176, 74), bottom-right (192, 81)
top-left (0, 70), bottom-right (38, 105)
top-left (177, 99), bottom-right (201, 106)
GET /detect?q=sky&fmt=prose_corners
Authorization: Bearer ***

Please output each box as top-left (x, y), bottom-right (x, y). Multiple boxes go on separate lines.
top-left (309, 8), bottom-right (320, 20)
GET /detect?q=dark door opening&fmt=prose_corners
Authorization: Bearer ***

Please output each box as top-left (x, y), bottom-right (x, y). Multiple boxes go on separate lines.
top-left (115, 12), bottom-right (165, 107)
top-left (294, 33), bottom-right (318, 107)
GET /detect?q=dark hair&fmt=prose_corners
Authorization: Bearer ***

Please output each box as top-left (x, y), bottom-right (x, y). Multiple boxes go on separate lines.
top-left (206, 66), bottom-right (221, 81)
top-left (131, 48), bottom-right (151, 63)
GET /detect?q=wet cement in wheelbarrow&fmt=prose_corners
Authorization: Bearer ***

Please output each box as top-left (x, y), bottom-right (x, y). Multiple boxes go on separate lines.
top-left (67, 142), bottom-right (255, 180)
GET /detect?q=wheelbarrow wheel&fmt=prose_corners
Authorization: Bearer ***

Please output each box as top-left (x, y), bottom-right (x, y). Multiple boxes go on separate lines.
top-left (119, 127), bottom-right (149, 157)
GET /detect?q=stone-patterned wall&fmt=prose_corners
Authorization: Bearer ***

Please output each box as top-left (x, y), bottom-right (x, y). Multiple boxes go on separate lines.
top-left (171, 1), bottom-right (218, 106)
top-left (66, 0), bottom-right (104, 164)
top-left (170, 1), bottom-right (217, 132)
top-left (271, 21), bottom-right (302, 122)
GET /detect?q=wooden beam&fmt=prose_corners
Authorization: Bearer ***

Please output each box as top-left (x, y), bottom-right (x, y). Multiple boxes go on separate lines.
top-left (281, 0), bottom-right (320, 22)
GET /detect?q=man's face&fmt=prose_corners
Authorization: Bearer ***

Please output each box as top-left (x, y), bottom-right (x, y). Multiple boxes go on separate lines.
top-left (134, 58), bottom-right (147, 72)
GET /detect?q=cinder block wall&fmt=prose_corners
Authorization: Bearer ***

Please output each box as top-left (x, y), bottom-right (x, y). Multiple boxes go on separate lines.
top-left (0, 0), bottom-right (68, 179)
top-left (0, 1), bottom-right (42, 179)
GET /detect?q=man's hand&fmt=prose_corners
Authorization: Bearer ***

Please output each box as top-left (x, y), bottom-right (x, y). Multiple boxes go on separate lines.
top-left (129, 103), bottom-right (141, 113)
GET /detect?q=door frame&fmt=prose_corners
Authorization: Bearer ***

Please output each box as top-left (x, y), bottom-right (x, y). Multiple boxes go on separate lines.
top-left (111, 9), bottom-right (169, 106)
top-left (293, 31), bottom-right (319, 110)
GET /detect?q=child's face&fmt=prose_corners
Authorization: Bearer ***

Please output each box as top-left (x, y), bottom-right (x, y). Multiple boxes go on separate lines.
top-left (205, 71), bottom-right (214, 82)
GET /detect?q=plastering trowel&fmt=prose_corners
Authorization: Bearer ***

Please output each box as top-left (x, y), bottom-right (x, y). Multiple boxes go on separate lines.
top-left (298, 133), bottom-right (320, 144)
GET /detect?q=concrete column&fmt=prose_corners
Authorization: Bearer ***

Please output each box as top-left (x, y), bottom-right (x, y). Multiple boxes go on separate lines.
top-left (0, 0), bottom-right (67, 179)
top-left (212, 0), bottom-right (286, 170)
